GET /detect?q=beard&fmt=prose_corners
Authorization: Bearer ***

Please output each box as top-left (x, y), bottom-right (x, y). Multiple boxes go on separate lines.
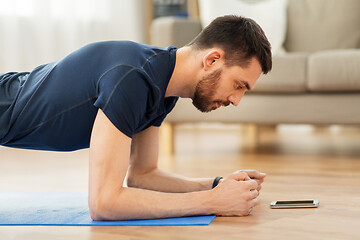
top-left (192, 68), bottom-right (230, 112)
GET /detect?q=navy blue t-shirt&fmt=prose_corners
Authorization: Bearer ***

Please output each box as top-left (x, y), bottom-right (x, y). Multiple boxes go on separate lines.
top-left (0, 41), bottom-right (178, 151)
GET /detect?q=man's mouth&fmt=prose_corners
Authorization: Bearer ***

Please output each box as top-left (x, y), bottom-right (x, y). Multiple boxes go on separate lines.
top-left (214, 101), bottom-right (230, 109)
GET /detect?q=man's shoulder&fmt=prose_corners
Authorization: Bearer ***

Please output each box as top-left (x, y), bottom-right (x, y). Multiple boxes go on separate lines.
top-left (85, 40), bottom-right (170, 56)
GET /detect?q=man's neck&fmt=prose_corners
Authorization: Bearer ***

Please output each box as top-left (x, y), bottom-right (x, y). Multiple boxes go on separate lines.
top-left (165, 46), bottom-right (200, 98)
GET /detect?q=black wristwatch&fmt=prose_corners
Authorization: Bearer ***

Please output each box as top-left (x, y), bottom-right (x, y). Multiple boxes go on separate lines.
top-left (212, 176), bottom-right (223, 188)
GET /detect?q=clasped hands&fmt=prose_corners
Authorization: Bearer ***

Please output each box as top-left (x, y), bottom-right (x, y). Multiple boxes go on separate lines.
top-left (211, 170), bottom-right (266, 217)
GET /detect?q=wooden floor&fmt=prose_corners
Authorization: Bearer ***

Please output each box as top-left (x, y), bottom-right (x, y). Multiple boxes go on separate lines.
top-left (0, 124), bottom-right (359, 240)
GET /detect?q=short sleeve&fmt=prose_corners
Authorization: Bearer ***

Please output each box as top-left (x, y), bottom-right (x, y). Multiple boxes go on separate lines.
top-left (93, 66), bottom-right (150, 138)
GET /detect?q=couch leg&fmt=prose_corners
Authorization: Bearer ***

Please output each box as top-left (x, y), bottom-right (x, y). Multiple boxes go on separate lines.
top-left (160, 122), bottom-right (175, 155)
top-left (242, 124), bottom-right (260, 150)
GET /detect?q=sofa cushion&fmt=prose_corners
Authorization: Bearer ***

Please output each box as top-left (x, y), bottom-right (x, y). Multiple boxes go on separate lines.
top-left (307, 49), bottom-right (360, 92)
top-left (151, 17), bottom-right (202, 48)
top-left (284, 0), bottom-right (360, 52)
top-left (165, 94), bottom-right (360, 125)
top-left (252, 53), bottom-right (308, 93)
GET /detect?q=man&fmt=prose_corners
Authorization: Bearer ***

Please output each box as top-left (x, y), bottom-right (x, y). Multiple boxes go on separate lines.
top-left (0, 15), bottom-right (272, 220)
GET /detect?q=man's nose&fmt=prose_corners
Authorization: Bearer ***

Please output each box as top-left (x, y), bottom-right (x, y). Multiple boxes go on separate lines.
top-left (228, 93), bottom-right (244, 106)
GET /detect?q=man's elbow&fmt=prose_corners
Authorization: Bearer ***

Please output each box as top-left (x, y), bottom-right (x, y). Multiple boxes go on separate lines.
top-left (126, 175), bottom-right (138, 188)
top-left (89, 200), bottom-right (103, 221)
top-left (89, 196), bottom-right (108, 221)
top-left (126, 167), bottom-right (157, 189)
top-left (89, 193), bottom-right (126, 221)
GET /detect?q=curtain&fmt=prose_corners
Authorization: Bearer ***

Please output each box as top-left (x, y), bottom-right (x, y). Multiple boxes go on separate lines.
top-left (0, 0), bottom-right (149, 72)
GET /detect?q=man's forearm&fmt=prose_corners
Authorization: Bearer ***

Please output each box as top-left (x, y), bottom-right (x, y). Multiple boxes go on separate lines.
top-left (91, 171), bottom-right (261, 221)
top-left (127, 168), bottom-right (214, 193)
top-left (91, 186), bottom-right (215, 221)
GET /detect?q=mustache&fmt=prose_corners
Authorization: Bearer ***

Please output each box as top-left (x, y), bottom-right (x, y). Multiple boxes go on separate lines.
top-left (214, 100), bottom-right (230, 107)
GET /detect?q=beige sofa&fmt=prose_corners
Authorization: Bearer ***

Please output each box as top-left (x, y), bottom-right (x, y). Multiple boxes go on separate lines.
top-left (151, 0), bottom-right (360, 128)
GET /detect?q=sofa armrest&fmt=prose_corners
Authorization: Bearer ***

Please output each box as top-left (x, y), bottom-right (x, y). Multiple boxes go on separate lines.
top-left (150, 17), bottom-right (202, 48)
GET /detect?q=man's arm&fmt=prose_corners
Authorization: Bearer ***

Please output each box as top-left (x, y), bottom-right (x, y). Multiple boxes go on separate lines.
top-left (88, 109), bottom-right (259, 220)
top-left (127, 126), bottom-right (266, 193)
top-left (127, 126), bottom-right (214, 193)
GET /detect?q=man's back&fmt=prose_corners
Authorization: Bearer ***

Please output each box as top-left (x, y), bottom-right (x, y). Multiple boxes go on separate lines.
top-left (0, 41), bottom-right (178, 151)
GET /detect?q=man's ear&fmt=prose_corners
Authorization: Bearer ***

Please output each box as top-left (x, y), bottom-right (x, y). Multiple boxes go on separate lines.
top-left (202, 49), bottom-right (225, 71)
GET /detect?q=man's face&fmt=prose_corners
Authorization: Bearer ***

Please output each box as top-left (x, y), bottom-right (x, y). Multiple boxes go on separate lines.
top-left (192, 57), bottom-right (262, 113)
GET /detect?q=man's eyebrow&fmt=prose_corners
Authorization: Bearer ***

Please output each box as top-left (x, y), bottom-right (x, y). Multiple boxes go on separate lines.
top-left (240, 80), bottom-right (251, 90)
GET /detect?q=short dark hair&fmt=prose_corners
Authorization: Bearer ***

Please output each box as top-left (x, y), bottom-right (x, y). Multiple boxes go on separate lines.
top-left (188, 15), bottom-right (272, 74)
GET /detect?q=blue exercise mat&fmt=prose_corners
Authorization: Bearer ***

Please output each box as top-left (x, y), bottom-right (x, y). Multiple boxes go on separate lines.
top-left (0, 192), bottom-right (216, 226)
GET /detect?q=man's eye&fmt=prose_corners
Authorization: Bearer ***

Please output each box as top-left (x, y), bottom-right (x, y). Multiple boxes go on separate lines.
top-left (235, 83), bottom-right (242, 89)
